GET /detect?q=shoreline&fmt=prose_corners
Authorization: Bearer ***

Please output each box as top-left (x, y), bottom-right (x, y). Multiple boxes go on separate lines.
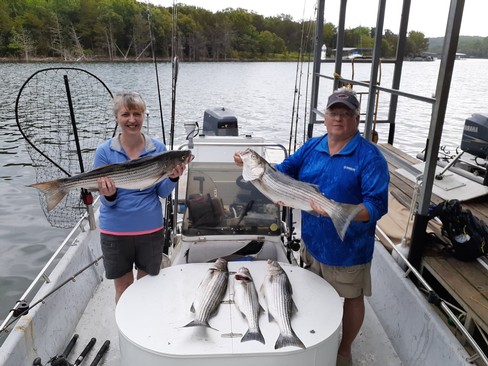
top-left (0, 57), bottom-right (300, 63)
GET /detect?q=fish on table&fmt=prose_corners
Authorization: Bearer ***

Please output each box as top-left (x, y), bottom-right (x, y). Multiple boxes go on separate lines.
top-left (260, 260), bottom-right (305, 350)
top-left (238, 148), bottom-right (361, 240)
top-left (29, 150), bottom-right (193, 211)
top-left (233, 267), bottom-right (265, 344)
top-left (185, 258), bottom-right (229, 330)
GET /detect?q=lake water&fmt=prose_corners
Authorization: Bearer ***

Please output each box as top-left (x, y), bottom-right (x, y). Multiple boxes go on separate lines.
top-left (1, 59), bottom-right (488, 322)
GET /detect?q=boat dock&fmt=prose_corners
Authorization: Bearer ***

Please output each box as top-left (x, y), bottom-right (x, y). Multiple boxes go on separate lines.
top-left (377, 142), bottom-right (488, 360)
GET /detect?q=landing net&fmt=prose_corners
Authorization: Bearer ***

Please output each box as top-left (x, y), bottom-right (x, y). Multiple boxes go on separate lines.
top-left (15, 67), bottom-right (116, 228)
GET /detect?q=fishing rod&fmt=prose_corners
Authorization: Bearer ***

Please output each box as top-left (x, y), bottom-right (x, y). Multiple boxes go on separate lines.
top-left (32, 336), bottom-right (109, 366)
top-left (163, 1), bottom-right (180, 252)
top-left (145, 1), bottom-right (167, 145)
top-left (1, 256), bottom-right (103, 333)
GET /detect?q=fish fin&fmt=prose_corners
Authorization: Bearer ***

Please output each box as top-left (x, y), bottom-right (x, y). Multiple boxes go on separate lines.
top-left (29, 180), bottom-right (67, 212)
top-left (241, 329), bottom-right (265, 344)
top-left (242, 166), bottom-right (265, 181)
top-left (183, 320), bottom-right (218, 331)
top-left (274, 332), bottom-right (306, 350)
top-left (327, 201), bottom-right (362, 241)
top-left (291, 298), bottom-right (298, 314)
top-left (235, 308), bottom-right (246, 319)
top-left (267, 311), bottom-right (275, 323)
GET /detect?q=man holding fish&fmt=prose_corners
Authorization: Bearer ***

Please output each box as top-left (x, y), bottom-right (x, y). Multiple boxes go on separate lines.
top-left (234, 87), bottom-right (389, 366)
top-left (94, 91), bottom-right (189, 303)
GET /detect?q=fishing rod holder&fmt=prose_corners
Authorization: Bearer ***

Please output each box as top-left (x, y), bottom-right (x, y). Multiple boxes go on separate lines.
top-left (184, 122), bottom-right (198, 149)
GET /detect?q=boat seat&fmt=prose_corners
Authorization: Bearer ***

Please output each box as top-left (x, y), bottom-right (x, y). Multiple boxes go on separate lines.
top-left (186, 193), bottom-right (224, 227)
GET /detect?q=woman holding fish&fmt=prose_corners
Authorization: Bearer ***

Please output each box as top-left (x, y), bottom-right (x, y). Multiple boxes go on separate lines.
top-left (94, 91), bottom-right (188, 303)
top-left (234, 88), bottom-right (389, 366)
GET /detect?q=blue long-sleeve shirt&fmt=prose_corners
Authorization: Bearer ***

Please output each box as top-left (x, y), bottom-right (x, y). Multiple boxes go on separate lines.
top-left (93, 133), bottom-right (177, 235)
top-left (275, 132), bottom-right (389, 266)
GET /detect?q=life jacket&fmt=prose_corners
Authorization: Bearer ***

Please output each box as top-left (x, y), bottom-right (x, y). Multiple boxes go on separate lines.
top-left (429, 199), bottom-right (488, 262)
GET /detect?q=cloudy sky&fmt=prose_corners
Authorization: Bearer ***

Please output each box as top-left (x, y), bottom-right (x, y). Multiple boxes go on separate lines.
top-left (143, 0), bottom-right (487, 38)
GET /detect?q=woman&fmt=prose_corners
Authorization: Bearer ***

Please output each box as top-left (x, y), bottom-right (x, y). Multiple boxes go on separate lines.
top-left (94, 91), bottom-right (186, 303)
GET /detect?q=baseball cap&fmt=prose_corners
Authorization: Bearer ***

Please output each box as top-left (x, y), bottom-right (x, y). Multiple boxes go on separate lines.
top-left (326, 91), bottom-right (360, 110)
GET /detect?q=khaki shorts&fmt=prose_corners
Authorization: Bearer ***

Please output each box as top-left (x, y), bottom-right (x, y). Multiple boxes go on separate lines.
top-left (302, 248), bottom-right (372, 298)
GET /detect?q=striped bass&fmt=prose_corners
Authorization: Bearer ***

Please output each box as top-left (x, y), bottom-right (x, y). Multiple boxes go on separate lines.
top-left (29, 150), bottom-right (193, 211)
top-left (233, 267), bottom-right (265, 344)
top-left (261, 260), bottom-right (305, 350)
top-left (185, 258), bottom-right (229, 329)
top-left (238, 148), bottom-right (361, 240)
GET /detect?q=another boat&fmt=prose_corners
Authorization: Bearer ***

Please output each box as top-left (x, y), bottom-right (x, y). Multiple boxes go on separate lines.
top-left (1, 1), bottom-right (487, 366)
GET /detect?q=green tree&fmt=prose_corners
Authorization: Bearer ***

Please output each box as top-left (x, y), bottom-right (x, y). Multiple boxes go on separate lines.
top-left (405, 30), bottom-right (429, 57)
top-left (323, 22), bottom-right (336, 57)
top-left (382, 29), bottom-right (397, 58)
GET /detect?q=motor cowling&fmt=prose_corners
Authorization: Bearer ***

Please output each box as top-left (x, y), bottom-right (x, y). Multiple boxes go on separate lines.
top-left (460, 113), bottom-right (488, 158)
top-left (202, 107), bottom-right (238, 136)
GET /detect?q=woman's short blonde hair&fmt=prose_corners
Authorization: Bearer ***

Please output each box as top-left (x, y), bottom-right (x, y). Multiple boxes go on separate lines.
top-left (113, 91), bottom-right (146, 116)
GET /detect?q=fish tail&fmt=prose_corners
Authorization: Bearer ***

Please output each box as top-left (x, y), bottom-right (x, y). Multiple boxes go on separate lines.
top-left (241, 328), bottom-right (265, 344)
top-left (274, 331), bottom-right (305, 350)
top-left (328, 202), bottom-right (362, 241)
top-left (29, 180), bottom-right (67, 212)
top-left (183, 320), bottom-right (218, 331)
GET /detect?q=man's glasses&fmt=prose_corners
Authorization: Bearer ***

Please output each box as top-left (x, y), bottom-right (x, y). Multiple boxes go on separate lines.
top-left (326, 111), bottom-right (356, 119)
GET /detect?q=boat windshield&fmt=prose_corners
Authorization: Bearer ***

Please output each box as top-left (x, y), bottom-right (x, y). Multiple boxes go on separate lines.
top-left (182, 162), bottom-right (281, 237)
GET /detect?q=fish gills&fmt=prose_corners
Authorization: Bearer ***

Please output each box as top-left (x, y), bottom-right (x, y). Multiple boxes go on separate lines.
top-left (233, 267), bottom-right (265, 344)
top-left (261, 260), bottom-right (305, 350)
top-left (239, 148), bottom-right (361, 240)
top-left (30, 150), bottom-right (193, 211)
top-left (185, 258), bottom-right (229, 329)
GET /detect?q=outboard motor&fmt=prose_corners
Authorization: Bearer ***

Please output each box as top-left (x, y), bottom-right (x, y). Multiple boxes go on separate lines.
top-left (461, 113), bottom-right (488, 158)
top-left (202, 107), bottom-right (238, 136)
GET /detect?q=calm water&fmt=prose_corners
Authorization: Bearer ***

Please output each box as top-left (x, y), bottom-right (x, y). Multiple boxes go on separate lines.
top-left (1, 60), bottom-right (488, 322)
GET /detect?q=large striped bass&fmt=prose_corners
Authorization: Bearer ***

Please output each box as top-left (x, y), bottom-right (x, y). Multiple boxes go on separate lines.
top-left (238, 148), bottom-right (361, 240)
top-left (261, 260), bottom-right (305, 350)
top-left (185, 258), bottom-right (229, 329)
top-left (233, 267), bottom-right (265, 344)
top-left (29, 150), bottom-right (193, 211)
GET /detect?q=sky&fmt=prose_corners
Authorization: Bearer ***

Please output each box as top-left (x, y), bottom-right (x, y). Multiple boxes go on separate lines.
top-left (144, 0), bottom-right (488, 38)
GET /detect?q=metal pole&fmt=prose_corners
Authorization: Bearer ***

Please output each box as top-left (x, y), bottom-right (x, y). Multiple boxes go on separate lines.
top-left (408, 0), bottom-right (465, 269)
top-left (387, 0), bottom-right (411, 144)
top-left (333, 0), bottom-right (348, 91)
top-left (364, 0), bottom-right (386, 141)
top-left (307, 0), bottom-right (325, 139)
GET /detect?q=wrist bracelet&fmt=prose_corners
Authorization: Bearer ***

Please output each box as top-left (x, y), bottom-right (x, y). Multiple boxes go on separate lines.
top-left (169, 176), bottom-right (180, 182)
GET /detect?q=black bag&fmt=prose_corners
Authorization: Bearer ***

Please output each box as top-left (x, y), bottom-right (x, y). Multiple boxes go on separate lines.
top-left (430, 199), bottom-right (488, 261)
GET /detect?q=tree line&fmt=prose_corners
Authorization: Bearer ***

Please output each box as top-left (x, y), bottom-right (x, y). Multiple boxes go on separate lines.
top-left (0, 0), bottom-right (437, 62)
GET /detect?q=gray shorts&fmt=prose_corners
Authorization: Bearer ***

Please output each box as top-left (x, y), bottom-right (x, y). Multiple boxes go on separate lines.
top-left (302, 248), bottom-right (372, 298)
top-left (100, 229), bottom-right (164, 279)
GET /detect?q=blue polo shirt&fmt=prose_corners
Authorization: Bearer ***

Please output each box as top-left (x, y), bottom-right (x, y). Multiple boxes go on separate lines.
top-left (275, 132), bottom-right (389, 266)
top-left (93, 134), bottom-right (177, 235)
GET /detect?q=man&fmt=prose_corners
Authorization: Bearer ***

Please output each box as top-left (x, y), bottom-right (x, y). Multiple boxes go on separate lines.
top-left (235, 87), bottom-right (389, 365)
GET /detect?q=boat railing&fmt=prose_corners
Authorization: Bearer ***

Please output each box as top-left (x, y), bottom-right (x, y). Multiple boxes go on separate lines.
top-left (0, 200), bottom-right (99, 335)
top-left (376, 226), bottom-right (488, 365)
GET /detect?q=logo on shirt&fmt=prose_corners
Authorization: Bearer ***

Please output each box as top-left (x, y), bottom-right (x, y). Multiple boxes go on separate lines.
top-left (343, 166), bottom-right (356, 172)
